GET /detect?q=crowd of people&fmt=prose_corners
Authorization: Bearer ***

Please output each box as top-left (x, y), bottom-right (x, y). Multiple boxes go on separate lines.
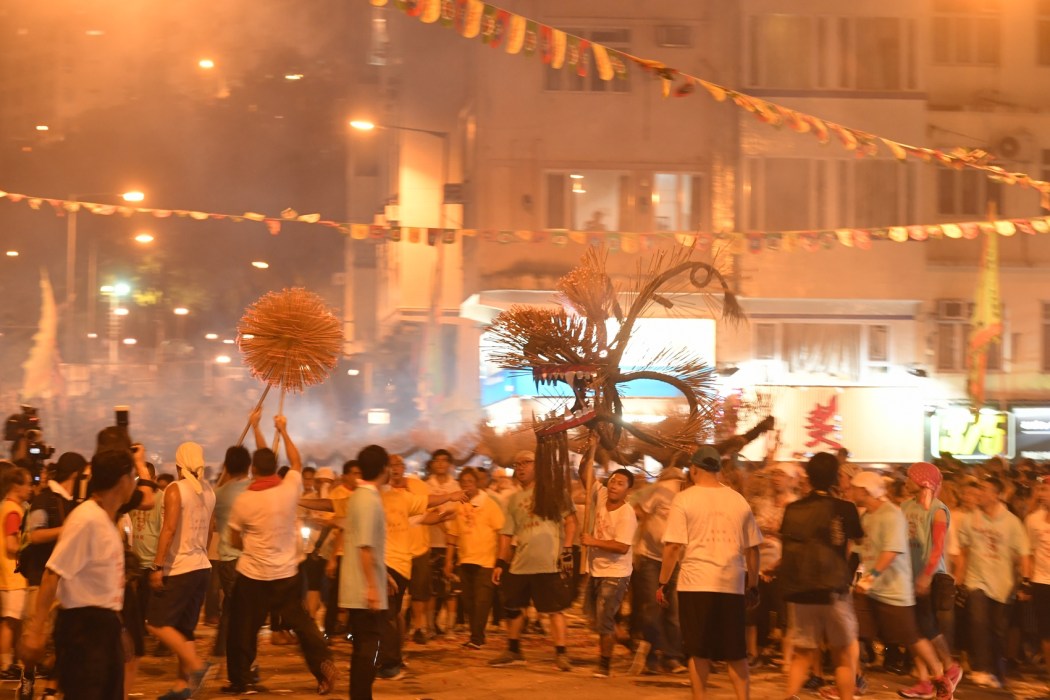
top-left (2, 411), bottom-right (1050, 700)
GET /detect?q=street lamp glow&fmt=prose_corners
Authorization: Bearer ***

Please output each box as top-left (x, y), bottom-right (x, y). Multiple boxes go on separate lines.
top-left (215, 355), bottom-right (232, 364)
top-left (222, 339), bottom-right (235, 345)
top-left (173, 307), bottom-right (189, 316)
top-left (122, 338), bottom-right (137, 345)
top-left (134, 232), bottom-right (154, 244)
top-left (121, 191), bottom-right (145, 203)
top-left (113, 282), bottom-right (131, 297)
top-left (5, 251), bottom-right (17, 257)
top-left (35, 125), bottom-right (49, 132)
top-left (346, 368), bottom-right (360, 377)
top-left (113, 307), bottom-right (129, 316)
top-left (86, 333), bottom-right (98, 339)
top-left (205, 333), bottom-right (219, 340)
top-left (284, 73), bottom-right (304, 81)
top-left (100, 285), bottom-right (114, 294)
top-left (251, 261), bottom-right (269, 269)
top-left (198, 58), bottom-right (215, 70)
top-left (350, 120), bottom-right (376, 132)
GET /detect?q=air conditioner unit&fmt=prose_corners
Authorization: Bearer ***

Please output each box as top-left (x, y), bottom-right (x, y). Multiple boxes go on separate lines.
top-left (936, 299), bottom-right (971, 321)
top-left (655, 25), bottom-right (692, 48)
top-left (990, 129), bottom-right (1037, 163)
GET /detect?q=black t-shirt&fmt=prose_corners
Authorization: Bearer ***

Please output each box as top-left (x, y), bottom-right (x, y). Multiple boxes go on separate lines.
top-left (779, 492), bottom-right (863, 604)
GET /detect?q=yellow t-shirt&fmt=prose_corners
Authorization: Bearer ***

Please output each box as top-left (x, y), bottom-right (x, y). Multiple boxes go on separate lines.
top-left (330, 484), bottom-right (353, 522)
top-left (447, 492), bottom-right (505, 568)
top-left (382, 484), bottom-right (429, 579)
top-left (0, 499), bottom-right (26, 591)
top-left (402, 478), bottom-right (432, 558)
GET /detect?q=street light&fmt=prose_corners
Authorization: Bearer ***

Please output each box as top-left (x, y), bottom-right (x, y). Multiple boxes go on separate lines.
top-left (67, 189), bottom-right (144, 360)
top-left (251, 261), bottom-right (269, 269)
top-left (5, 251), bottom-right (17, 257)
top-left (100, 282), bottom-right (131, 364)
top-left (173, 307), bottom-right (189, 316)
top-left (134, 232), bottom-right (154, 244)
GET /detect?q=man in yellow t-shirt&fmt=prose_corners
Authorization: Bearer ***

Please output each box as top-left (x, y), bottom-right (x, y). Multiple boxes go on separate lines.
top-left (377, 455), bottom-right (465, 679)
top-left (445, 467), bottom-right (505, 649)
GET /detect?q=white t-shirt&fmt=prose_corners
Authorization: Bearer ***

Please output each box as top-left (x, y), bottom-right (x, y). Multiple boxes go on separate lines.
top-left (229, 471), bottom-right (304, 581)
top-left (47, 500), bottom-right (125, 611)
top-left (588, 486), bottom-right (637, 578)
top-left (662, 484), bottom-right (763, 594)
top-left (1026, 508), bottom-right (1050, 585)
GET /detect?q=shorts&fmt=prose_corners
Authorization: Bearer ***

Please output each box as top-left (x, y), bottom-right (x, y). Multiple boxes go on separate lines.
top-left (302, 556), bottom-right (326, 592)
top-left (1033, 583), bottom-right (1050, 640)
top-left (0, 589), bottom-right (26, 620)
top-left (502, 572), bottom-right (569, 614)
top-left (429, 548), bottom-right (450, 599)
top-left (409, 553), bottom-right (432, 602)
top-left (914, 573), bottom-right (955, 640)
top-left (146, 568), bottom-right (209, 640)
top-left (678, 591), bottom-right (746, 661)
top-left (853, 592), bottom-right (920, 648)
top-left (790, 592), bottom-right (858, 650)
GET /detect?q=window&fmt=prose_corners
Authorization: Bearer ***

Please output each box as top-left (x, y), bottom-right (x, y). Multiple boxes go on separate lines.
top-left (868, 325), bottom-right (889, 362)
top-left (783, 324), bottom-right (862, 381)
top-left (545, 29), bottom-right (630, 93)
top-left (937, 317), bottom-right (1004, 371)
top-left (932, 0), bottom-right (1001, 65)
top-left (1040, 0), bottom-right (1050, 65)
top-left (1043, 302), bottom-right (1050, 371)
top-left (745, 158), bottom-right (915, 231)
top-left (546, 170), bottom-right (627, 230)
top-left (936, 169), bottom-right (1003, 216)
top-left (650, 173), bottom-right (704, 231)
top-left (748, 15), bottom-right (917, 91)
top-left (755, 324), bottom-right (776, 360)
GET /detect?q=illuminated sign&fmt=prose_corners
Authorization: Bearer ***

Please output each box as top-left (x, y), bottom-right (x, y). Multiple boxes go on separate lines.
top-left (928, 407), bottom-right (1014, 460)
top-left (1015, 407), bottom-right (1050, 461)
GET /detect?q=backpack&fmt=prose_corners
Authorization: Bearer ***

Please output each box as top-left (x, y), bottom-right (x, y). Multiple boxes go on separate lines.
top-left (15, 490), bottom-right (70, 585)
top-left (778, 497), bottom-right (852, 599)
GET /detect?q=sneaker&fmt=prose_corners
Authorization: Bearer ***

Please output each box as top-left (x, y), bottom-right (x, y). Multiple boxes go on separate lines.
top-left (250, 665), bottom-right (261, 685)
top-left (318, 659), bottom-right (339, 694)
top-left (932, 676), bottom-right (953, 700)
top-left (489, 650), bottom-right (526, 667)
top-left (945, 664), bottom-right (963, 692)
top-left (665, 659), bottom-right (688, 674)
top-left (555, 653), bottom-right (572, 672)
top-left (969, 671), bottom-right (1002, 689)
top-left (629, 640), bottom-right (652, 675)
top-left (376, 666), bottom-right (405, 681)
top-left (17, 672), bottom-right (33, 700)
top-left (462, 641), bottom-right (483, 650)
top-left (897, 681), bottom-right (935, 699)
top-left (819, 686), bottom-right (862, 700)
top-left (855, 675), bottom-right (869, 696)
top-left (593, 665), bottom-right (610, 678)
top-left (0, 665), bottom-right (22, 681)
top-left (412, 628), bottom-right (428, 645)
top-left (805, 675), bottom-right (827, 691)
top-left (219, 684), bottom-right (267, 695)
top-left (188, 660), bottom-right (213, 697)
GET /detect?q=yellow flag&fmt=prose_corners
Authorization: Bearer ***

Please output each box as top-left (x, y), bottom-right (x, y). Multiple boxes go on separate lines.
top-left (966, 230), bottom-right (1002, 407)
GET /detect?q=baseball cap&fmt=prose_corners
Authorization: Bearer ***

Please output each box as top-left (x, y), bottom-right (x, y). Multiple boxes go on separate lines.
top-left (690, 446), bottom-right (721, 472)
top-left (315, 467), bottom-right (335, 481)
top-left (851, 471), bottom-right (887, 500)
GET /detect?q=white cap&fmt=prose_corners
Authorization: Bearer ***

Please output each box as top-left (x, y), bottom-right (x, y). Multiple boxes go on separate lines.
top-left (851, 470), bottom-right (887, 500)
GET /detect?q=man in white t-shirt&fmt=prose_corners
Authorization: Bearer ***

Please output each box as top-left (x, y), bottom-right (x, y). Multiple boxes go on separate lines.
top-left (21, 449), bottom-right (139, 700)
top-left (223, 417), bottom-right (336, 695)
top-left (146, 442), bottom-right (216, 699)
top-left (581, 468), bottom-right (638, 678)
top-left (659, 446), bottom-right (762, 700)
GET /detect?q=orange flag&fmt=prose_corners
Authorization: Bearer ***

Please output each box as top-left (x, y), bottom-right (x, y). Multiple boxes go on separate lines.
top-left (966, 229), bottom-right (1002, 407)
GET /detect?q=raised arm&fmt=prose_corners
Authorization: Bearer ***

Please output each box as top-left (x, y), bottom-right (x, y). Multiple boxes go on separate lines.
top-left (275, 415), bottom-right (302, 472)
top-left (250, 407), bottom-right (266, 451)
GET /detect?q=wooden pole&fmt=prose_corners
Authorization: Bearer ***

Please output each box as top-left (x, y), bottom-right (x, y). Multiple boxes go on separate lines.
top-left (272, 389), bottom-right (286, 454)
top-left (580, 434), bottom-right (599, 545)
top-left (236, 384), bottom-right (271, 447)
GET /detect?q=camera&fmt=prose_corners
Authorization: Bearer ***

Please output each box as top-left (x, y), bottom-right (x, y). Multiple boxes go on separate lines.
top-left (5, 405), bottom-right (55, 479)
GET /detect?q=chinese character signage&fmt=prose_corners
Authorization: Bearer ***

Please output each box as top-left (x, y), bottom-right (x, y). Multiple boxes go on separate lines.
top-left (927, 407), bottom-right (1014, 461)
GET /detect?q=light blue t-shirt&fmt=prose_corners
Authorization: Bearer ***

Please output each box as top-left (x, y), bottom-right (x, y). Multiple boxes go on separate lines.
top-left (958, 503), bottom-right (1031, 604)
top-left (859, 501), bottom-right (915, 607)
top-left (901, 497), bottom-right (950, 580)
top-left (339, 484), bottom-right (387, 611)
top-left (214, 478), bottom-right (250, 562)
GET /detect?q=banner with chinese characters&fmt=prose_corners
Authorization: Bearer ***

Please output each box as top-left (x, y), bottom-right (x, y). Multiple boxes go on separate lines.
top-left (737, 386), bottom-right (925, 464)
top-left (925, 406), bottom-right (1015, 462)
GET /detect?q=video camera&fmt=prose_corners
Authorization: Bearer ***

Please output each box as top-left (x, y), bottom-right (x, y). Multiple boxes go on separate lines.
top-left (5, 405), bottom-right (55, 480)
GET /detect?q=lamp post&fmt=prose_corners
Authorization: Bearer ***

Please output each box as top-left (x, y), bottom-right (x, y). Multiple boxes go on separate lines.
top-left (349, 120), bottom-right (451, 416)
top-left (66, 190), bottom-right (144, 361)
top-left (100, 282), bottom-right (131, 365)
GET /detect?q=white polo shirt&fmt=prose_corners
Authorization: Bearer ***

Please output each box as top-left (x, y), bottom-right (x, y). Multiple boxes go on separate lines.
top-left (47, 500), bottom-right (125, 611)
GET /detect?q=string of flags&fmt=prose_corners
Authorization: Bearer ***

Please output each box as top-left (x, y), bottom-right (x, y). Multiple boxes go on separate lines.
top-left (370, 0), bottom-right (1050, 211)
top-left (2, 188), bottom-right (1048, 255)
